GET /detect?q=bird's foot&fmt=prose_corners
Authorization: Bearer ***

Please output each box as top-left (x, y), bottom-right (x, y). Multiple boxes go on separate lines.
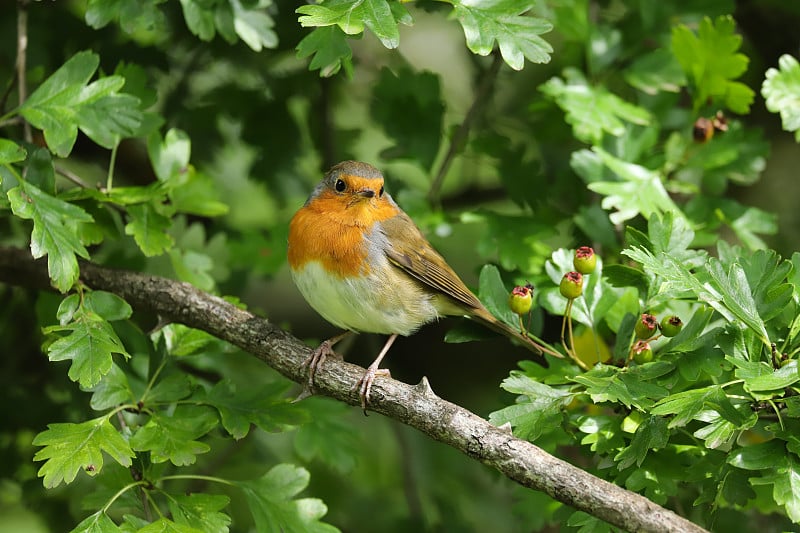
top-left (296, 334), bottom-right (348, 401)
top-left (354, 365), bottom-right (391, 415)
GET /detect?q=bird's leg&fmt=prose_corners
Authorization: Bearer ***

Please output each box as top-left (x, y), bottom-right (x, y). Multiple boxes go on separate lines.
top-left (355, 333), bottom-right (398, 413)
top-left (302, 330), bottom-right (351, 391)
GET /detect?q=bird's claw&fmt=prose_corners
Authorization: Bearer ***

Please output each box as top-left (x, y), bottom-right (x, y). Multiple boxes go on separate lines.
top-left (354, 366), bottom-right (391, 415)
top-left (298, 339), bottom-right (342, 395)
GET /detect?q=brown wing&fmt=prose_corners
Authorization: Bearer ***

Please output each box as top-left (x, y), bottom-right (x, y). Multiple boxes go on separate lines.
top-left (380, 213), bottom-right (483, 312)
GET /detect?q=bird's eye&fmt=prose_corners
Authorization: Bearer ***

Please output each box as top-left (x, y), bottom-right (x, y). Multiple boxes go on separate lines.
top-left (378, 185), bottom-right (384, 197)
top-left (334, 179), bottom-right (346, 192)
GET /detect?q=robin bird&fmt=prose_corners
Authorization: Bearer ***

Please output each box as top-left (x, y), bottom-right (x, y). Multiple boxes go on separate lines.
top-left (288, 161), bottom-right (560, 411)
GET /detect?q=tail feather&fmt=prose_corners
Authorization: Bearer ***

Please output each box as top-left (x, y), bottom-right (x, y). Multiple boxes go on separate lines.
top-left (470, 308), bottom-right (563, 362)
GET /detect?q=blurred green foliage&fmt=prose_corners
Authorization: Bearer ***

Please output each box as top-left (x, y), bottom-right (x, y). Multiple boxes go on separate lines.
top-left (2, 0), bottom-right (800, 531)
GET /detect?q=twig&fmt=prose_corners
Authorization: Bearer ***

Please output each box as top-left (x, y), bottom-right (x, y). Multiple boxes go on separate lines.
top-left (428, 50), bottom-right (504, 205)
top-left (16, 0), bottom-right (31, 143)
top-left (55, 166), bottom-right (95, 189)
top-left (0, 247), bottom-right (708, 533)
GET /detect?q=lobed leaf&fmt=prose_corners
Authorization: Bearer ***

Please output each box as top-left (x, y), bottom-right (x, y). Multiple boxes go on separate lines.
top-left (130, 405), bottom-right (218, 466)
top-left (762, 54), bottom-right (800, 142)
top-left (296, 26), bottom-right (353, 77)
top-left (235, 464), bottom-right (339, 533)
top-left (541, 69), bottom-right (650, 144)
top-left (453, 0), bottom-right (553, 70)
top-left (32, 416), bottom-right (134, 488)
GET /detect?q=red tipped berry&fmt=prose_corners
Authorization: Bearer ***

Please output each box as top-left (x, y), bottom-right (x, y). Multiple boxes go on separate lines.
top-left (559, 271), bottom-right (583, 299)
top-left (634, 313), bottom-right (658, 339)
top-left (573, 246), bottom-right (597, 274)
top-left (633, 340), bottom-right (653, 364)
top-left (509, 285), bottom-right (533, 315)
top-left (659, 315), bottom-right (683, 337)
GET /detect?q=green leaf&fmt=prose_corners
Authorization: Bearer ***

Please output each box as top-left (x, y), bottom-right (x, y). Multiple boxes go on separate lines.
top-left (462, 210), bottom-right (555, 273)
top-left (19, 51), bottom-right (98, 156)
top-left (168, 170), bottom-right (229, 217)
top-left (89, 363), bottom-right (134, 410)
top-left (203, 380), bottom-right (307, 439)
top-left (124, 203), bottom-right (175, 256)
top-left (671, 16), bottom-right (754, 113)
top-left (0, 138), bottom-right (27, 164)
top-left (541, 69), bottom-right (650, 144)
top-left (762, 54), bottom-right (800, 141)
top-left (624, 47), bottom-right (686, 95)
top-left (489, 374), bottom-right (572, 440)
top-left (32, 416), bottom-right (134, 488)
top-left (370, 67), bottom-right (443, 170)
top-left (44, 306), bottom-right (129, 388)
top-left (704, 258), bottom-right (770, 344)
top-left (452, 0), bottom-right (553, 70)
top-left (296, 0), bottom-right (409, 49)
top-left (144, 373), bottom-right (193, 404)
top-left (9, 180), bottom-right (93, 292)
top-left (587, 147), bottom-right (680, 225)
top-left (728, 440), bottom-right (786, 470)
top-left (651, 385), bottom-right (741, 428)
top-left (294, 398), bottom-right (359, 473)
top-left (297, 2), bottom-right (365, 36)
top-left (750, 454), bottom-right (800, 523)
top-left (231, 0), bottom-right (278, 51)
top-left (477, 264), bottom-right (518, 327)
top-left (130, 405), bottom-right (217, 466)
top-left (83, 291), bottom-right (133, 321)
top-left (179, 0), bottom-right (216, 41)
top-left (623, 247), bottom-right (770, 345)
top-left (85, 0), bottom-right (167, 35)
top-left (296, 26), bottom-right (353, 77)
top-left (20, 51), bottom-right (144, 155)
top-left (70, 511), bottom-right (122, 533)
top-left (167, 493), bottom-right (231, 533)
top-left (738, 250), bottom-right (794, 323)
top-left (661, 307), bottom-right (716, 355)
top-left (148, 129), bottom-right (191, 183)
top-left (744, 361), bottom-right (800, 393)
top-left (235, 464), bottom-right (338, 533)
top-left (77, 92), bottom-right (143, 149)
top-left (137, 518), bottom-right (203, 533)
top-left (571, 363), bottom-right (671, 410)
top-left (357, 0), bottom-right (400, 48)
top-left (615, 415), bottom-right (668, 469)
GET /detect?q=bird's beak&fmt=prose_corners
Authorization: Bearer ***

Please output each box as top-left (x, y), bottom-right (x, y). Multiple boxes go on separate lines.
top-left (356, 188), bottom-right (375, 199)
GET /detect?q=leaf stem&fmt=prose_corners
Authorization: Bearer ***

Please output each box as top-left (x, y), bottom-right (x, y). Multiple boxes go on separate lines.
top-left (106, 142), bottom-right (118, 192)
top-left (56, 166), bottom-right (93, 189)
top-left (428, 50), bottom-right (503, 205)
top-left (158, 474), bottom-right (236, 487)
top-left (140, 352), bottom-right (169, 403)
top-left (101, 480), bottom-right (148, 514)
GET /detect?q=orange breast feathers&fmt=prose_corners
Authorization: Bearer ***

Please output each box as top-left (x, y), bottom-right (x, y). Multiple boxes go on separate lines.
top-left (288, 191), bottom-right (399, 278)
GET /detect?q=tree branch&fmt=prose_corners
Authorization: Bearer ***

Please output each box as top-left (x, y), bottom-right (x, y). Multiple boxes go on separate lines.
top-left (0, 247), bottom-right (706, 533)
top-left (16, 0), bottom-right (31, 143)
top-left (428, 50), bottom-right (504, 205)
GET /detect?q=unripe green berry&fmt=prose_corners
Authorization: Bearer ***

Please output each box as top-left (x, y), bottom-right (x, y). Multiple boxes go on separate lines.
top-left (509, 285), bottom-right (533, 315)
top-left (659, 315), bottom-right (683, 337)
top-left (559, 271), bottom-right (583, 299)
top-left (633, 340), bottom-right (653, 364)
top-left (634, 313), bottom-right (658, 339)
top-left (573, 246), bottom-right (597, 275)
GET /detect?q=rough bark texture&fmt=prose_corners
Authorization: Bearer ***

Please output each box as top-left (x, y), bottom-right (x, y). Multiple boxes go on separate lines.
top-left (0, 247), bottom-right (706, 533)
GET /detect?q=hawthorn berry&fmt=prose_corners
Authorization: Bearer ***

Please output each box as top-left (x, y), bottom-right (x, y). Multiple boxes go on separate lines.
top-left (559, 271), bottom-right (583, 299)
top-left (573, 246), bottom-right (597, 275)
